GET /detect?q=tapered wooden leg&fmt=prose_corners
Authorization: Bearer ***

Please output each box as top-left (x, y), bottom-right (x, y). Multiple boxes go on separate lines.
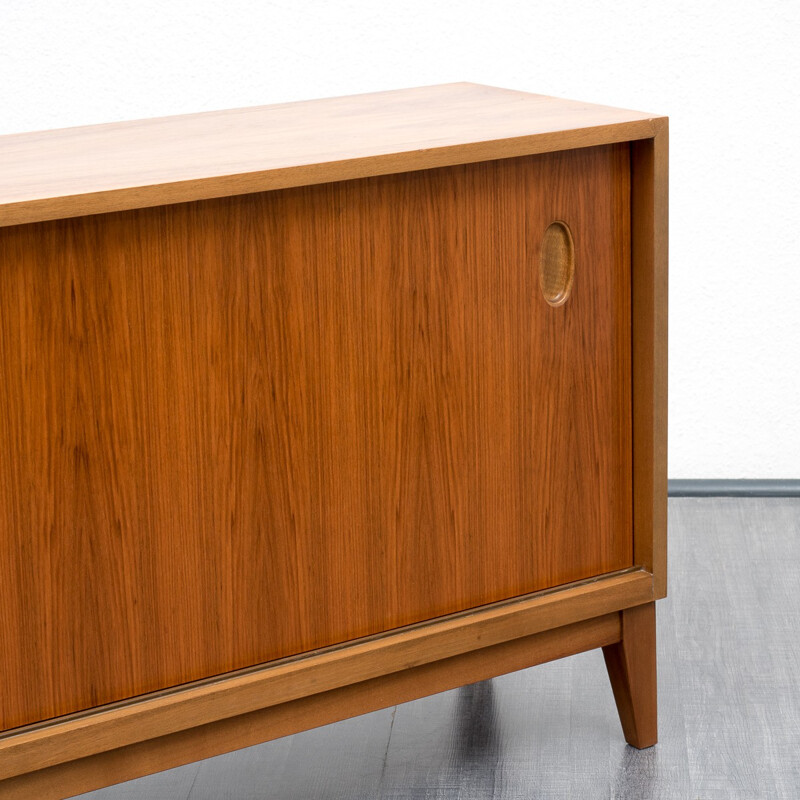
top-left (602, 601), bottom-right (657, 748)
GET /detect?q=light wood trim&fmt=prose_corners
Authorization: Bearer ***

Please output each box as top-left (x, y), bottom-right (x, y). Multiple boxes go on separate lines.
top-left (0, 82), bottom-right (666, 227)
top-left (0, 613), bottom-right (621, 800)
top-left (631, 121), bottom-right (669, 599)
top-left (0, 569), bottom-right (653, 780)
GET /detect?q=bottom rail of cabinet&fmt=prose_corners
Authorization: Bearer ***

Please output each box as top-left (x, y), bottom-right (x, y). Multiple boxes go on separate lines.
top-left (0, 568), bottom-right (656, 800)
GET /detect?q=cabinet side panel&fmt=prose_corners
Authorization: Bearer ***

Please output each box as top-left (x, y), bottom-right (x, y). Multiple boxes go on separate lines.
top-left (0, 145), bottom-right (631, 730)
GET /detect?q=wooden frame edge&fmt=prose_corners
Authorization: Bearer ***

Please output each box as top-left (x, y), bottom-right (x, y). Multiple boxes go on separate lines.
top-left (0, 569), bottom-right (654, 781)
top-left (631, 119), bottom-right (669, 600)
top-left (0, 612), bottom-right (623, 800)
top-left (0, 119), bottom-right (662, 228)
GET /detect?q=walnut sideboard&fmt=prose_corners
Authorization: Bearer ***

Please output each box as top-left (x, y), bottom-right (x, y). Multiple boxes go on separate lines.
top-left (0, 83), bottom-right (667, 798)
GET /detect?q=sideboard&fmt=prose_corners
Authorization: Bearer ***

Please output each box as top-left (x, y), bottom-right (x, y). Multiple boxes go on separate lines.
top-left (0, 83), bottom-right (667, 798)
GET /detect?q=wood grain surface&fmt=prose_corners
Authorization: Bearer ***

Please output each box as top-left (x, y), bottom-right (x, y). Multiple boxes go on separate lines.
top-left (539, 221), bottom-right (575, 306)
top-left (0, 613), bottom-right (623, 800)
top-left (0, 570), bottom-right (653, 781)
top-left (0, 82), bottom-right (664, 227)
top-left (0, 143), bottom-right (632, 731)
top-left (631, 121), bottom-right (669, 598)
top-left (33, 500), bottom-right (788, 800)
top-left (602, 601), bottom-right (657, 748)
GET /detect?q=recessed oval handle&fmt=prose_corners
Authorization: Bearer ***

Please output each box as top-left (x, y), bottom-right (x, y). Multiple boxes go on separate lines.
top-left (539, 221), bottom-right (575, 307)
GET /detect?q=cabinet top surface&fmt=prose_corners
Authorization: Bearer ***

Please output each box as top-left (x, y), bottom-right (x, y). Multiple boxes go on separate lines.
top-left (0, 82), bottom-right (666, 227)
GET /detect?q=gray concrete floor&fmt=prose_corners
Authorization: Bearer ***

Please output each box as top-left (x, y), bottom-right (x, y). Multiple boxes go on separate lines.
top-left (80, 498), bottom-right (800, 799)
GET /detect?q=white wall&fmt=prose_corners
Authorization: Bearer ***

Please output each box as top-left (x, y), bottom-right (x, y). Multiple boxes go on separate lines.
top-left (3, 0), bottom-right (799, 478)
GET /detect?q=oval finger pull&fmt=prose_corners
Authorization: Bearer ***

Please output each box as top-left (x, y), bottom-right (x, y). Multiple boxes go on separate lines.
top-left (539, 221), bottom-right (575, 307)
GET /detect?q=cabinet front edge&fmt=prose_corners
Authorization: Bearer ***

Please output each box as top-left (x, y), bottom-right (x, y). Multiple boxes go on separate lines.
top-left (0, 120), bottom-right (665, 228)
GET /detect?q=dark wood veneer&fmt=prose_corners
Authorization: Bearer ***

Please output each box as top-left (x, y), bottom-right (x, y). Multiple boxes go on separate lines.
top-left (0, 145), bottom-right (632, 729)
